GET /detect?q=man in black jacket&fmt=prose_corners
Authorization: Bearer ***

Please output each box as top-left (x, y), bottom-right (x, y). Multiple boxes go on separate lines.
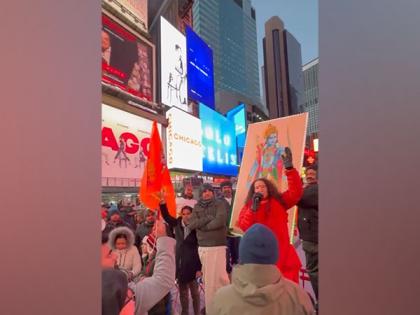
top-left (297, 166), bottom-right (319, 301)
top-left (160, 201), bottom-right (201, 315)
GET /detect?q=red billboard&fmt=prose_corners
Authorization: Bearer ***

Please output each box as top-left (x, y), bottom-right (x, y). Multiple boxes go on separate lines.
top-left (102, 13), bottom-right (154, 102)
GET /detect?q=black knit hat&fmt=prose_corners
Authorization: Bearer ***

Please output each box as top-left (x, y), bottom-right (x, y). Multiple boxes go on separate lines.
top-left (199, 183), bottom-right (214, 195)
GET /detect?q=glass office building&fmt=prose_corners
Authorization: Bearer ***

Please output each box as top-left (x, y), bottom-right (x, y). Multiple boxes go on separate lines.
top-left (192, 0), bottom-right (261, 105)
top-left (302, 58), bottom-right (319, 135)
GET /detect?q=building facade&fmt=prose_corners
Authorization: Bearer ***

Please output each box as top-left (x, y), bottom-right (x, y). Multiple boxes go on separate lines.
top-left (263, 16), bottom-right (304, 119)
top-left (302, 58), bottom-right (319, 136)
top-left (192, 0), bottom-right (261, 106)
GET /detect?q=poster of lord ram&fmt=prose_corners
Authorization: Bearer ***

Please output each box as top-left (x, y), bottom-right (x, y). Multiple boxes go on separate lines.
top-left (230, 113), bottom-right (308, 242)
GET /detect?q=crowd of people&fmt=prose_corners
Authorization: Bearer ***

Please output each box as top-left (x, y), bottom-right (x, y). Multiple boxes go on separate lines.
top-left (101, 147), bottom-right (319, 315)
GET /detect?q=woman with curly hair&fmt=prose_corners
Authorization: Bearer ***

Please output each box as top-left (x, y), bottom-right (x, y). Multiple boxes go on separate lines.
top-left (236, 147), bottom-right (303, 283)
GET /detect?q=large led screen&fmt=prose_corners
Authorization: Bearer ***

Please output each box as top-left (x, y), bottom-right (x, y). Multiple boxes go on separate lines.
top-left (160, 17), bottom-right (188, 112)
top-left (199, 103), bottom-right (238, 176)
top-left (186, 26), bottom-right (215, 109)
top-left (226, 103), bottom-right (246, 148)
top-left (102, 104), bottom-right (161, 183)
top-left (166, 107), bottom-right (203, 171)
top-left (102, 14), bottom-right (154, 102)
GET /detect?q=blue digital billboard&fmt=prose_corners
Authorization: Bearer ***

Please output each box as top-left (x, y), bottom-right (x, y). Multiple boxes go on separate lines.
top-left (199, 103), bottom-right (238, 176)
top-left (226, 103), bottom-right (247, 148)
top-left (186, 26), bottom-right (215, 109)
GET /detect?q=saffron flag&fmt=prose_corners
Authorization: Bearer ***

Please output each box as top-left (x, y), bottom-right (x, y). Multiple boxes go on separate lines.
top-left (139, 121), bottom-right (177, 217)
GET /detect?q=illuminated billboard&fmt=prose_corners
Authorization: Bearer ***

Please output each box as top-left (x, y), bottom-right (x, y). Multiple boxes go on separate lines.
top-left (226, 103), bottom-right (247, 148)
top-left (160, 17), bottom-right (189, 112)
top-left (103, 0), bottom-right (148, 33)
top-left (166, 107), bottom-right (203, 171)
top-left (199, 103), bottom-right (238, 176)
top-left (186, 26), bottom-right (215, 109)
top-left (102, 104), bottom-right (161, 183)
top-left (102, 13), bottom-right (154, 102)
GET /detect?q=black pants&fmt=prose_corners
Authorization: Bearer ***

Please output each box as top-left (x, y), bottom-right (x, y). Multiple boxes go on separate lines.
top-left (226, 236), bottom-right (241, 273)
top-left (302, 240), bottom-right (318, 300)
top-left (179, 280), bottom-right (200, 315)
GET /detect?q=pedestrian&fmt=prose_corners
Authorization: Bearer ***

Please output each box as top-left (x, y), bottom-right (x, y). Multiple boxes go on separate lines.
top-left (236, 147), bottom-right (303, 283)
top-left (188, 183), bottom-right (230, 312)
top-left (108, 226), bottom-right (142, 282)
top-left (297, 166), bottom-right (319, 301)
top-left (160, 194), bottom-right (202, 315)
top-left (135, 209), bottom-right (156, 249)
top-left (208, 224), bottom-right (315, 315)
top-left (103, 206), bottom-right (132, 236)
top-left (176, 184), bottom-right (197, 217)
top-left (219, 180), bottom-right (240, 275)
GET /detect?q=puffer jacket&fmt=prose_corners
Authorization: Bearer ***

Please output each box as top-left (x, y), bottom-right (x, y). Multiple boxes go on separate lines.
top-left (108, 226), bottom-right (142, 279)
top-left (297, 183), bottom-right (318, 243)
top-left (208, 264), bottom-right (315, 315)
top-left (188, 198), bottom-right (227, 247)
top-left (237, 168), bottom-right (303, 283)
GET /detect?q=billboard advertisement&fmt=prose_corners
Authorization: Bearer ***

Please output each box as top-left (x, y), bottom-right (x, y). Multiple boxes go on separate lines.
top-left (160, 17), bottom-right (188, 112)
top-left (104, 0), bottom-right (148, 33)
top-left (166, 107), bottom-right (203, 171)
top-left (226, 103), bottom-right (247, 148)
top-left (199, 103), bottom-right (238, 176)
top-left (230, 113), bottom-right (308, 234)
top-left (102, 13), bottom-right (154, 102)
top-left (186, 26), bottom-right (215, 109)
top-left (102, 104), bottom-right (161, 183)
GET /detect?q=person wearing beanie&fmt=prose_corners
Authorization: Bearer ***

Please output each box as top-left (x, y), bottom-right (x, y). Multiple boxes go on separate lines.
top-left (135, 209), bottom-right (156, 249)
top-left (103, 205), bottom-right (132, 236)
top-left (188, 182), bottom-right (230, 312)
top-left (236, 147), bottom-right (303, 284)
top-left (208, 224), bottom-right (315, 315)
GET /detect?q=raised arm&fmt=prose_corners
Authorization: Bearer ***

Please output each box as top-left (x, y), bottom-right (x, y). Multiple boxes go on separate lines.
top-left (281, 168), bottom-right (303, 209)
top-left (133, 236), bottom-right (176, 314)
top-left (160, 203), bottom-right (178, 227)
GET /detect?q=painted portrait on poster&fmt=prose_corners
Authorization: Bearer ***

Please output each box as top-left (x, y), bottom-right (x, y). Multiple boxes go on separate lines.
top-left (230, 113), bottom-right (308, 237)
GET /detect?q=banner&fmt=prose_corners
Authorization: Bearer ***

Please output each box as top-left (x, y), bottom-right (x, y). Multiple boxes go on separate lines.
top-left (102, 14), bottom-right (154, 102)
top-left (230, 113), bottom-right (308, 239)
top-left (101, 104), bottom-right (161, 183)
top-left (140, 122), bottom-right (177, 216)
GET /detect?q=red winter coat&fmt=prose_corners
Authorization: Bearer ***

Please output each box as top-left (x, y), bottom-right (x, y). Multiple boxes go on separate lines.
top-left (237, 168), bottom-right (303, 283)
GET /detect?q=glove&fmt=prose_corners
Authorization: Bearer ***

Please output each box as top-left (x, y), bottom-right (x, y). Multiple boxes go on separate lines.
top-left (281, 147), bottom-right (293, 169)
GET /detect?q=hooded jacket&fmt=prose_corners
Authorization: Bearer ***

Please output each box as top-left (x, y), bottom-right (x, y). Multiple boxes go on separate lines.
top-left (208, 264), bottom-right (314, 315)
top-left (109, 226), bottom-right (142, 279)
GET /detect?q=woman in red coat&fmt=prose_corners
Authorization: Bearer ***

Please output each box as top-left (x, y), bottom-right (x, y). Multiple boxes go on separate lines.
top-left (236, 147), bottom-right (303, 283)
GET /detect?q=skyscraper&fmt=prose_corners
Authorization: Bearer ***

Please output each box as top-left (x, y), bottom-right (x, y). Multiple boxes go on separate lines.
top-left (302, 58), bottom-right (319, 136)
top-left (192, 0), bottom-right (261, 106)
top-left (263, 16), bottom-right (304, 119)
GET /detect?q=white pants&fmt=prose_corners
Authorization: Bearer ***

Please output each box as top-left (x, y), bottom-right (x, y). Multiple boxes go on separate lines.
top-left (198, 246), bottom-right (230, 310)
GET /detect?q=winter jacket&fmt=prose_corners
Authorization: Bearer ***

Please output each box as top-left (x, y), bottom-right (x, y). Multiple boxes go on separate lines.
top-left (297, 183), bottom-right (318, 243)
top-left (237, 168), bottom-right (303, 283)
top-left (108, 227), bottom-right (142, 279)
top-left (160, 203), bottom-right (202, 284)
top-left (131, 237), bottom-right (176, 315)
top-left (208, 264), bottom-right (315, 315)
top-left (188, 197), bottom-right (228, 247)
